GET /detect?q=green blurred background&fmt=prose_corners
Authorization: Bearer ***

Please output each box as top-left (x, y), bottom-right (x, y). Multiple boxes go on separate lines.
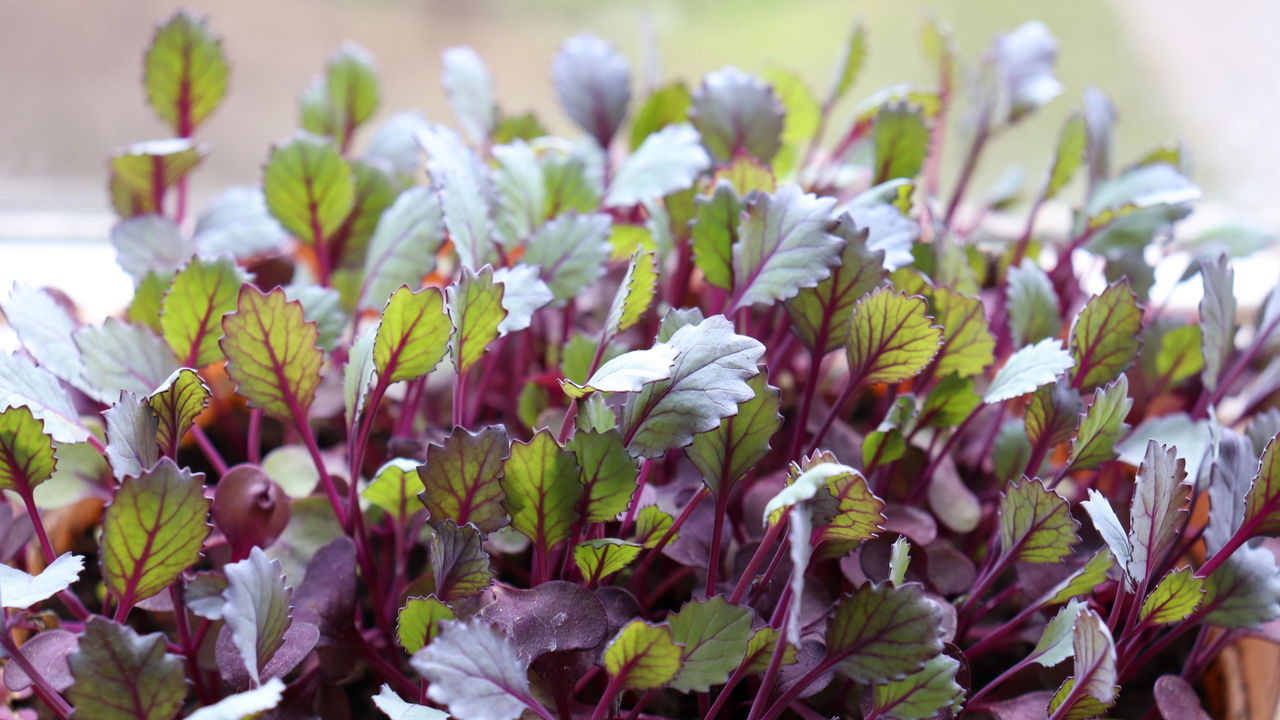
top-left (0, 0), bottom-right (1276, 318)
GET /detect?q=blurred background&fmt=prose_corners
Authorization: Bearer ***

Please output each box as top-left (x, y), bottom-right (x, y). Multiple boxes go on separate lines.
top-left (1, 0), bottom-right (1278, 324)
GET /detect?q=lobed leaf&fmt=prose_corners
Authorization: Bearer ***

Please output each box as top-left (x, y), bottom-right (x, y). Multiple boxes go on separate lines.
top-left (448, 266), bottom-right (507, 376)
top-left (418, 426), bottom-right (510, 533)
top-left (220, 286), bottom-right (323, 421)
top-left (1139, 567), bottom-right (1205, 624)
top-left (846, 288), bottom-right (942, 387)
top-left (263, 131), bottom-right (354, 247)
top-left (666, 596), bottom-right (752, 693)
top-left (825, 582), bottom-right (943, 683)
top-left (1069, 280), bottom-right (1143, 390)
top-left (622, 316), bottom-right (765, 458)
top-left (500, 430), bottom-right (582, 549)
top-left (160, 255), bottom-right (246, 367)
top-left (999, 477), bottom-right (1080, 563)
top-left (397, 595), bottom-right (454, 654)
top-left (574, 539), bottom-right (642, 584)
top-left (687, 374), bottom-right (781, 497)
top-left (604, 619), bottom-right (684, 691)
top-left (605, 124), bottom-right (710, 208)
top-left (66, 617), bottom-right (186, 720)
top-left (985, 338), bottom-right (1075, 403)
top-left (375, 287), bottom-right (452, 385)
top-left (729, 185), bottom-right (844, 311)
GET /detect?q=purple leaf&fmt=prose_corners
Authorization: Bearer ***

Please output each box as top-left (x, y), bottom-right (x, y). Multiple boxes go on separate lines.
top-left (1153, 675), bottom-right (1210, 720)
top-left (477, 581), bottom-right (607, 661)
top-left (294, 536), bottom-right (357, 645)
top-left (2, 629), bottom-right (77, 692)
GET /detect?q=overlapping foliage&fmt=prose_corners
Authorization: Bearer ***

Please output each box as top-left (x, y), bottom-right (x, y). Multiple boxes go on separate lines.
top-left (1, 10), bottom-right (1278, 720)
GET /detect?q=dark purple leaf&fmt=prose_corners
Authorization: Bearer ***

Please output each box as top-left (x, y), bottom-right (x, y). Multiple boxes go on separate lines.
top-left (294, 537), bottom-right (357, 645)
top-left (3, 629), bottom-right (77, 692)
top-left (477, 581), bottom-right (607, 660)
top-left (216, 620), bottom-right (320, 690)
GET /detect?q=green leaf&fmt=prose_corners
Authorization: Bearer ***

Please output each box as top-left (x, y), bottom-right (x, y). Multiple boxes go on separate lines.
top-left (501, 430), bottom-right (581, 549)
top-left (785, 215), bottom-right (887, 356)
top-left (846, 289), bottom-right (942, 386)
top-left (568, 429), bottom-right (637, 523)
top-left (419, 125), bottom-right (495, 269)
top-left (110, 140), bottom-right (206, 216)
top-left (220, 286), bottom-right (323, 420)
top-left (632, 505), bottom-right (675, 548)
top-left (448, 266), bottom-right (506, 376)
top-left (419, 426), bottom-right (510, 533)
top-left (0, 284), bottom-right (86, 392)
top-left (299, 44), bottom-right (379, 142)
top-left (985, 338), bottom-right (1075, 403)
top-left (160, 256), bottom-right (247, 366)
top-left (365, 458), bottom-right (426, 522)
top-left (440, 47), bottom-right (496, 144)
top-left (1084, 163), bottom-right (1199, 252)
top-left (629, 82), bottom-right (692, 151)
top-left (666, 596), bottom-right (752, 693)
top-left (1031, 600), bottom-right (1084, 668)
top-left (1199, 255), bottom-right (1236, 391)
top-left (887, 537), bottom-right (911, 585)
top-left (358, 188), bottom-right (445, 311)
top-left (871, 653), bottom-right (964, 720)
top-left (524, 213), bottom-right (612, 301)
top-left (999, 476), bottom-right (1079, 563)
top-left (687, 374), bottom-right (781, 497)
top-left (1140, 567), bottom-right (1205, 624)
top-left (729, 185), bottom-right (844, 311)
top-left (129, 271), bottom-right (173, 332)
top-left (1066, 374), bottom-right (1132, 472)
top-left (574, 539), bottom-right (642, 584)
top-left (622, 316), bottom-right (765, 458)
top-left (493, 265), bottom-right (554, 335)
top-left (396, 595), bottom-right (454, 654)
top-left (74, 319), bottom-right (179, 402)
top-left (811, 465), bottom-right (885, 552)
top-left (1045, 549), bottom-right (1115, 606)
top-left (263, 131), bottom-right (355, 247)
top-left (1048, 608), bottom-right (1117, 720)
top-left (931, 287), bottom-right (995, 378)
top-left (553, 34), bottom-right (630, 147)
top-left (1201, 543), bottom-right (1280, 630)
top-left (1242, 431), bottom-right (1280, 537)
top-left (604, 250), bottom-right (659, 341)
top-left (430, 520), bottom-right (495, 602)
top-left (102, 391), bottom-right (160, 481)
top-left (921, 374), bottom-right (981, 428)
top-left (561, 346), bottom-right (680, 399)
top-left (222, 547), bottom-right (293, 685)
top-left (492, 141), bottom-right (546, 247)
top-left (1069, 279), bottom-right (1143, 390)
top-left (1151, 324), bottom-right (1204, 387)
top-left (0, 353), bottom-right (89, 444)
top-left (742, 626), bottom-right (797, 674)
top-left (1025, 379), bottom-right (1083, 451)
top-left (827, 22), bottom-right (868, 106)
top-left (605, 124), bottom-right (710, 208)
top-left (604, 620), bottom-right (683, 691)
top-left (825, 582), bottom-right (943, 683)
top-left (66, 617), bottom-right (186, 720)
top-left (1045, 114), bottom-right (1087, 200)
top-left (690, 181), bottom-right (742, 291)
top-left (0, 552), bottom-right (83, 609)
top-left (1006, 259), bottom-right (1061, 347)
top-left (542, 147), bottom-right (602, 217)
top-left (102, 458), bottom-right (209, 606)
top-left (1128, 441), bottom-right (1189, 587)
top-left (373, 685), bottom-right (451, 720)
top-left (375, 287), bottom-right (452, 385)
top-left (0, 405), bottom-right (57, 497)
top-left (691, 68), bottom-right (784, 164)
top-left (334, 159), bottom-right (401, 270)
top-left (872, 103), bottom-right (930, 184)
top-left (144, 10), bottom-right (228, 134)
top-left (412, 618), bottom-right (545, 720)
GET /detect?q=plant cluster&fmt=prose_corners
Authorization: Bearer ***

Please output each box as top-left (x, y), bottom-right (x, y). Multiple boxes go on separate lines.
top-left (1, 10), bottom-right (1279, 720)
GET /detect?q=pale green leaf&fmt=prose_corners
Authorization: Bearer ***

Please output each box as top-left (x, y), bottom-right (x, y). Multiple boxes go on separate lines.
top-left (931, 286), bottom-right (995, 378)
top-left (524, 213), bottom-right (612, 301)
top-left (1006, 259), bottom-right (1060, 347)
top-left (0, 405), bottom-right (57, 495)
top-left (686, 374), bottom-right (781, 497)
top-left (784, 215), bottom-right (886, 356)
top-left (568, 429), bottom-right (637, 523)
top-left (359, 186), bottom-right (446, 311)
top-left (75, 319), bottom-right (179, 403)
top-left (605, 124), bottom-right (710, 208)
top-left (1069, 279), bottom-right (1143, 390)
top-left (825, 582), bottom-right (943, 683)
top-left (102, 392), bottom-right (160, 481)
top-left (144, 10), bottom-right (228, 133)
top-left (846, 289), bottom-right (942, 386)
top-left (448, 266), bottom-right (506, 375)
top-left (220, 286), bottom-right (323, 420)
top-left (984, 338), bottom-right (1074, 403)
top-left (500, 430), bottom-right (581, 549)
top-left (629, 82), bottom-right (692, 151)
top-left (161, 256), bottom-right (247, 366)
top-left (365, 458), bottom-right (426, 522)
top-left (222, 547), bottom-right (293, 685)
top-left (603, 620), bottom-right (683, 691)
top-left (666, 596), bottom-right (752, 693)
top-left (574, 539), bottom-right (642, 584)
top-left (441, 47), bottom-right (496, 144)
top-left (603, 250), bottom-right (659, 341)
top-left (375, 287), bottom-right (451, 384)
top-left (262, 131), bottom-right (354, 246)
top-left (871, 653), bottom-right (964, 720)
top-left (1140, 567), bottom-right (1204, 624)
top-left (1067, 374), bottom-right (1132, 472)
top-left (872, 103), bottom-right (929, 184)
top-left (396, 595), bottom-right (454, 654)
